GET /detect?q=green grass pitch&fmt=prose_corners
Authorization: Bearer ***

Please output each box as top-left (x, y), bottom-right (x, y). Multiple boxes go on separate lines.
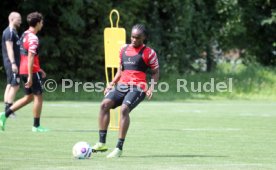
top-left (0, 101), bottom-right (276, 170)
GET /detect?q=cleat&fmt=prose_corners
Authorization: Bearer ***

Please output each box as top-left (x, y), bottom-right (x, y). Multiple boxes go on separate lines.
top-left (106, 148), bottom-right (123, 158)
top-left (92, 142), bottom-right (108, 152)
top-left (0, 112), bottom-right (7, 131)
top-left (32, 126), bottom-right (49, 132)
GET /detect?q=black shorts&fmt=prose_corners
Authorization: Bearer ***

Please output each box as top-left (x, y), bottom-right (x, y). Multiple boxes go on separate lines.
top-left (105, 84), bottom-right (146, 111)
top-left (4, 63), bottom-right (20, 86)
top-left (21, 72), bottom-right (43, 95)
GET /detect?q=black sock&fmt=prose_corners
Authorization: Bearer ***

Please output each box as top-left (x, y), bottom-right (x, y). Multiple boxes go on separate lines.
top-left (5, 103), bottom-right (13, 112)
top-left (34, 118), bottom-right (40, 127)
top-left (99, 130), bottom-right (107, 143)
top-left (116, 138), bottom-right (125, 150)
top-left (5, 108), bottom-right (14, 118)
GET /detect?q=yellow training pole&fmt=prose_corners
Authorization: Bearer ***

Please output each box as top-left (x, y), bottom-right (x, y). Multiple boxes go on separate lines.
top-left (104, 9), bottom-right (126, 130)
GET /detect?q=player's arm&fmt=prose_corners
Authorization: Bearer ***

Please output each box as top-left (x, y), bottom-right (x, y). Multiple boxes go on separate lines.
top-left (104, 66), bottom-right (122, 95)
top-left (5, 41), bottom-right (18, 73)
top-left (110, 67), bottom-right (121, 86)
top-left (39, 68), bottom-right (47, 78)
top-left (146, 68), bottom-right (159, 100)
top-left (146, 48), bottom-right (159, 100)
top-left (25, 52), bottom-right (35, 88)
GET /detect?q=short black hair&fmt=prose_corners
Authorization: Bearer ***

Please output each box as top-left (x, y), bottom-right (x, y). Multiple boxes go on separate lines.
top-left (132, 24), bottom-right (148, 43)
top-left (27, 12), bottom-right (43, 27)
top-left (132, 24), bottom-right (148, 37)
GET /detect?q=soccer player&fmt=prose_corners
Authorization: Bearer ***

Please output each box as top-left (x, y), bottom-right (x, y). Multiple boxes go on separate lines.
top-left (0, 12), bottom-right (48, 132)
top-left (1, 12), bottom-right (22, 117)
top-left (92, 24), bottom-right (159, 158)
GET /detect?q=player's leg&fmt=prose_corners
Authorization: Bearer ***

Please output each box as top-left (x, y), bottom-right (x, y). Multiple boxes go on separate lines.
top-left (4, 84), bottom-right (10, 104)
top-left (6, 84), bottom-right (20, 106)
top-left (5, 74), bottom-right (33, 115)
top-left (5, 85), bottom-right (19, 109)
top-left (7, 95), bottom-right (33, 113)
top-left (1, 74), bottom-right (33, 131)
top-left (0, 94), bottom-right (33, 131)
top-left (106, 104), bottom-right (129, 158)
top-left (92, 99), bottom-right (115, 152)
top-left (92, 85), bottom-right (125, 152)
top-left (3, 65), bottom-right (19, 114)
top-left (3, 64), bottom-right (12, 111)
top-left (31, 73), bottom-right (48, 132)
top-left (99, 99), bottom-right (114, 131)
top-left (5, 73), bottom-right (20, 118)
top-left (107, 87), bottom-right (146, 158)
top-left (4, 84), bottom-right (11, 110)
top-left (1, 74), bottom-right (33, 130)
top-left (32, 94), bottom-right (48, 132)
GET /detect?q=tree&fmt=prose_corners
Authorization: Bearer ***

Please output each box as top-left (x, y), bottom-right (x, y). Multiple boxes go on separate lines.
top-left (238, 0), bottom-right (276, 65)
top-left (1, 0), bottom-right (274, 81)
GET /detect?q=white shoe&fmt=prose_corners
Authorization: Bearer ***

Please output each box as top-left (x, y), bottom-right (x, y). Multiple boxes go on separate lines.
top-left (106, 148), bottom-right (122, 158)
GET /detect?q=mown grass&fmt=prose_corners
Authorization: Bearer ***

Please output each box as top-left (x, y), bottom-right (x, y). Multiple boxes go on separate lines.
top-left (0, 101), bottom-right (276, 170)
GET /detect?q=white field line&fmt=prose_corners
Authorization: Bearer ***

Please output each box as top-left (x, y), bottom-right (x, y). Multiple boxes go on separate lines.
top-left (145, 102), bottom-right (276, 106)
top-left (181, 128), bottom-right (241, 131)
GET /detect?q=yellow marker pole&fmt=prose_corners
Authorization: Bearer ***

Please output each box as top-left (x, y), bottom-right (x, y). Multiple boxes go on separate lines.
top-left (104, 9), bottom-right (126, 131)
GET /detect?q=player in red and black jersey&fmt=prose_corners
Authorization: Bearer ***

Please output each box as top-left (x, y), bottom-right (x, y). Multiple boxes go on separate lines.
top-left (0, 12), bottom-right (48, 132)
top-left (92, 24), bottom-right (159, 158)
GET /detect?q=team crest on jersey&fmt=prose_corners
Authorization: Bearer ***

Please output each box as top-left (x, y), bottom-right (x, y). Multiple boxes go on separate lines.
top-left (124, 58), bottom-right (136, 65)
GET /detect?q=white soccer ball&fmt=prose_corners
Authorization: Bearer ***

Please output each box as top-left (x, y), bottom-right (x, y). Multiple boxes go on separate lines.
top-left (72, 141), bottom-right (92, 159)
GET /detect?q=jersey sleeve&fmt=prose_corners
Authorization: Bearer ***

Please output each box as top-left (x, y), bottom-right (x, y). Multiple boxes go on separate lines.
top-left (28, 34), bottom-right (39, 55)
top-left (146, 48), bottom-right (159, 70)
top-left (3, 28), bottom-right (13, 42)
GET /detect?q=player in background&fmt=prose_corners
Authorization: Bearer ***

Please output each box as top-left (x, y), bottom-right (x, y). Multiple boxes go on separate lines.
top-left (0, 12), bottom-right (48, 132)
top-left (92, 24), bottom-right (159, 158)
top-left (1, 12), bottom-right (22, 117)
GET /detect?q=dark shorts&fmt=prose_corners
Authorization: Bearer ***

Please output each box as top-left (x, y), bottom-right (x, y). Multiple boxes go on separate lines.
top-left (4, 63), bottom-right (20, 86)
top-left (21, 72), bottom-right (43, 95)
top-left (105, 84), bottom-right (146, 111)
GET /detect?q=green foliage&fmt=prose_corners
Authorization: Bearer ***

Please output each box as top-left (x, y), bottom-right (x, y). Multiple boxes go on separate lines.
top-left (0, 0), bottom-right (275, 81)
top-left (238, 0), bottom-right (276, 65)
top-left (262, 10), bottom-right (276, 25)
top-left (216, 0), bottom-right (246, 49)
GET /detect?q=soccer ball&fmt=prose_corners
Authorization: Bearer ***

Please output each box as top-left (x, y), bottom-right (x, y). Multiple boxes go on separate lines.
top-left (72, 141), bottom-right (92, 159)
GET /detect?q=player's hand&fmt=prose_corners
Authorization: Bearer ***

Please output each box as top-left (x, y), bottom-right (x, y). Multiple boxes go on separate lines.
top-left (104, 84), bottom-right (114, 95)
top-left (40, 69), bottom-right (47, 78)
top-left (11, 64), bottom-right (18, 73)
top-left (25, 77), bottom-right (33, 88)
top-left (146, 88), bottom-right (153, 100)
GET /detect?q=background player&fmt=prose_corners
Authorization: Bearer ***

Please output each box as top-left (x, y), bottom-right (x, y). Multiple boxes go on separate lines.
top-left (0, 12), bottom-right (48, 132)
top-left (1, 12), bottom-right (22, 117)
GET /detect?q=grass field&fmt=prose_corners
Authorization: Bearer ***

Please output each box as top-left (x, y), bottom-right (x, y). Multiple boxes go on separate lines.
top-left (0, 101), bottom-right (276, 170)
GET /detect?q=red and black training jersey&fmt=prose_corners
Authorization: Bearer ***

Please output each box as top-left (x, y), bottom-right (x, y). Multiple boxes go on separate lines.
top-left (118, 44), bottom-right (159, 91)
top-left (19, 29), bottom-right (40, 75)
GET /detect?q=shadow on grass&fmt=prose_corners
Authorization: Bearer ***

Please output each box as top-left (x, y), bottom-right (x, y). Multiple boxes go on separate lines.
top-left (128, 154), bottom-right (228, 158)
